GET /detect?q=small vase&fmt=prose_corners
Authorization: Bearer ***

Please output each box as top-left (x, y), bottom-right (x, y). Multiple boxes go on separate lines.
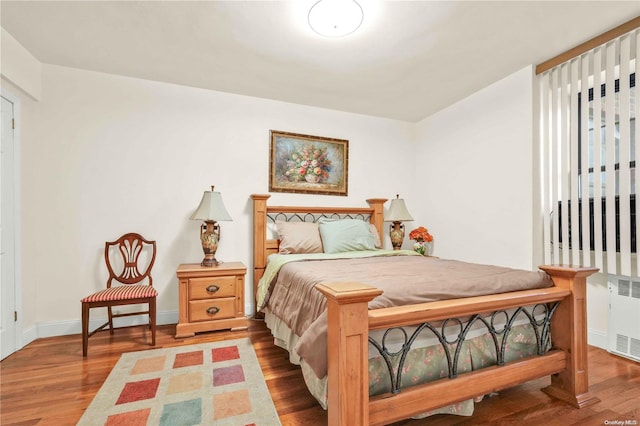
top-left (413, 240), bottom-right (427, 255)
top-left (305, 174), bottom-right (319, 183)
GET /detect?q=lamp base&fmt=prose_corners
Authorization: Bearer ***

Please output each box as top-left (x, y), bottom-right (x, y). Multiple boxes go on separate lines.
top-left (201, 256), bottom-right (222, 267)
top-left (389, 221), bottom-right (405, 250)
top-left (199, 220), bottom-right (222, 267)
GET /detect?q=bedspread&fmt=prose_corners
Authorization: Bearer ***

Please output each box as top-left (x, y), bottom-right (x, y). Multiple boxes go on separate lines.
top-left (258, 251), bottom-right (553, 378)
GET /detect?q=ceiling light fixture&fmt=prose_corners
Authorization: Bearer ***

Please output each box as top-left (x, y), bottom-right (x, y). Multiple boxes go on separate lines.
top-left (308, 0), bottom-right (364, 38)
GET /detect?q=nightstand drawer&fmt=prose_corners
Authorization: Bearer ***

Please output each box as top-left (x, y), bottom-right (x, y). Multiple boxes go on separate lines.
top-left (188, 276), bottom-right (237, 300)
top-left (188, 298), bottom-right (236, 322)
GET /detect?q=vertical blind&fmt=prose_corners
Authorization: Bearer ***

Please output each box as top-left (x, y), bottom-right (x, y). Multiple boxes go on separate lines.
top-left (539, 28), bottom-right (639, 276)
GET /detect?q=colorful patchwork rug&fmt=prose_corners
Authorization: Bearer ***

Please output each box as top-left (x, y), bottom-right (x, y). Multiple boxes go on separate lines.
top-left (78, 338), bottom-right (281, 426)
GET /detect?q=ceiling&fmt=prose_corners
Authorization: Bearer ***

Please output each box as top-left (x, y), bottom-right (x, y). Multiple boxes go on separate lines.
top-left (2, 1), bottom-right (639, 122)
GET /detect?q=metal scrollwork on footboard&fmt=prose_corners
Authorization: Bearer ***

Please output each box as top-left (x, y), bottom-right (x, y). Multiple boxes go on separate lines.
top-left (368, 302), bottom-right (561, 395)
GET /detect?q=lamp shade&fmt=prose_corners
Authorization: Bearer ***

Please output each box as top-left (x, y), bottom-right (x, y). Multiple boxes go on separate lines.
top-left (190, 189), bottom-right (233, 222)
top-left (385, 196), bottom-right (413, 222)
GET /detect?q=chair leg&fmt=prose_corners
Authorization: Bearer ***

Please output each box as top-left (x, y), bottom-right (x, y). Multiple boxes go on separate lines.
top-left (82, 303), bottom-right (89, 357)
top-left (150, 298), bottom-right (156, 347)
top-left (107, 306), bottom-right (114, 335)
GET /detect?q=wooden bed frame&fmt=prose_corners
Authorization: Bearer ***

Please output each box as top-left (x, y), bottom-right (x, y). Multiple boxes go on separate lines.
top-left (251, 194), bottom-right (600, 426)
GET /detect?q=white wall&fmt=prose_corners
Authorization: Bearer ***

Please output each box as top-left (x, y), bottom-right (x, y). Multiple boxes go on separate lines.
top-left (0, 28), bottom-right (42, 100)
top-left (3, 45), bottom-right (609, 349)
top-left (14, 64), bottom-right (415, 339)
top-left (413, 66), bottom-right (534, 270)
top-left (412, 65), bottom-right (607, 349)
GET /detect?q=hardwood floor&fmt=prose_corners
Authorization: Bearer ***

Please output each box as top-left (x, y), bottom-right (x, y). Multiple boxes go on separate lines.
top-left (1, 320), bottom-right (638, 425)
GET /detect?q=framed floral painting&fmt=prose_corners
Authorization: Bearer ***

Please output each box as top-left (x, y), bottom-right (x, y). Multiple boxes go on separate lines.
top-left (269, 130), bottom-right (349, 196)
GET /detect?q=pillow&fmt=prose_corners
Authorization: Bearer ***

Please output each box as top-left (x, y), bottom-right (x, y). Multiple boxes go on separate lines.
top-left (319, 219), bottom-right (376, 253)
top-left (275, 220), bottom-right (323, 254)
top-left (369, 223), bottom-right (382, 249)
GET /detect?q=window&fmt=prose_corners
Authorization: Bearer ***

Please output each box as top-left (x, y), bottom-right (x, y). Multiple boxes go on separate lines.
top-left (578, 73), bottom-right (636, 198)
top-left (563, 73), bottom-right (637, 252)
top-left (540, 29), bottom-right (639, 275)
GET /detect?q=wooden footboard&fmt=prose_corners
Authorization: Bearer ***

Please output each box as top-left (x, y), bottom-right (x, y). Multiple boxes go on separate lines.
top-left (317, 265), bottom-right (599, 426)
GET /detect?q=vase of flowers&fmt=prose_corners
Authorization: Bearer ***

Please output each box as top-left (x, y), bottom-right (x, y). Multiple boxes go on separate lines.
top-left (284, 144), bottom-right (332, 184)
top-left (409, 226), bottom-right (433, 256)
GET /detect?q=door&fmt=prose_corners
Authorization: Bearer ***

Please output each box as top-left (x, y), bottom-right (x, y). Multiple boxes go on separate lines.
top-left (1, 95), bottom-right (17, 360)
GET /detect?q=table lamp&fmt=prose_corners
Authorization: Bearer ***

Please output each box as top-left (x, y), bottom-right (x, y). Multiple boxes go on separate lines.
top-left (385, 194), bottom-right (413, 250)
top-left (190, 186), bottom-right (232, 266)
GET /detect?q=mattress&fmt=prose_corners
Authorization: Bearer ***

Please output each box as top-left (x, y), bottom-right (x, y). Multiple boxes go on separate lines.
top-left (257, 250), bottom-right (553, 379)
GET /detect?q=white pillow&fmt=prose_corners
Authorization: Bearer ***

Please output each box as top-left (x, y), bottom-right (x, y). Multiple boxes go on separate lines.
top-left (275, 221), bottom-right (323, 254)
top-left (369, 223), bottom-right (382, 248)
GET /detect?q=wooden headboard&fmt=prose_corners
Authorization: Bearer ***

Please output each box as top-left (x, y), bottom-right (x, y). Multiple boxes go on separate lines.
top-left (250, 194), bottom-right (387, 307)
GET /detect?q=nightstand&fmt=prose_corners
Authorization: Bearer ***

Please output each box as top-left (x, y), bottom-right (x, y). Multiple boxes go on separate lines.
top-left (175, 262), bottom-right (247, 338)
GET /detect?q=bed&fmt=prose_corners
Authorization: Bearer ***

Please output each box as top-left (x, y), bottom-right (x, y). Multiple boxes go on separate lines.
top-left (251, 194), bottom-right (600, 425)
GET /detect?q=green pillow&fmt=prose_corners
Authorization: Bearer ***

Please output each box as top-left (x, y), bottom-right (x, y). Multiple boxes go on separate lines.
top-left (318, 219), bottom-right (376, 253)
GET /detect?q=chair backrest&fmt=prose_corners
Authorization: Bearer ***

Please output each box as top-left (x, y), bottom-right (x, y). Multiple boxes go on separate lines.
top-left (105, 233), bottom-right (157, 287)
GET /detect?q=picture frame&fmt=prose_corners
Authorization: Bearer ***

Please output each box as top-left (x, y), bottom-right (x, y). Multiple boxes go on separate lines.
top-left (269, 130), bottom-right (349, 196)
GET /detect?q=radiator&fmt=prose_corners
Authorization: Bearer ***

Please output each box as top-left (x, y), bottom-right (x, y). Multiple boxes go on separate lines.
top-left (608, 276), bottom-right (640, 362)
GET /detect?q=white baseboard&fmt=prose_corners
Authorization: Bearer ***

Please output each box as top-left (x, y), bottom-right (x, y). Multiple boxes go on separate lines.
top-left (21, 324), bottom-right (37, 348)
top-left (20, 311), bottom-right (179, 346)
top-left (588, 328), bottom-right (608, 350)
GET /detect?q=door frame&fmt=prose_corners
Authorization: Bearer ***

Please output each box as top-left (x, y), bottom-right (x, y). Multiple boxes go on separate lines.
top-left (1, 87), bottom-right (23, 358)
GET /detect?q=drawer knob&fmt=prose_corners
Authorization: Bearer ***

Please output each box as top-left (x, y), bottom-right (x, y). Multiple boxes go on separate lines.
top-left (206, 284), bottom-right (220, 293)
top-left (206, 306), bottom-right (220, 315)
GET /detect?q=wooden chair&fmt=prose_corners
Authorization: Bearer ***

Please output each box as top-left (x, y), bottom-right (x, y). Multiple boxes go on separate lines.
top-left (81, 233), bottom-right (157, 356)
